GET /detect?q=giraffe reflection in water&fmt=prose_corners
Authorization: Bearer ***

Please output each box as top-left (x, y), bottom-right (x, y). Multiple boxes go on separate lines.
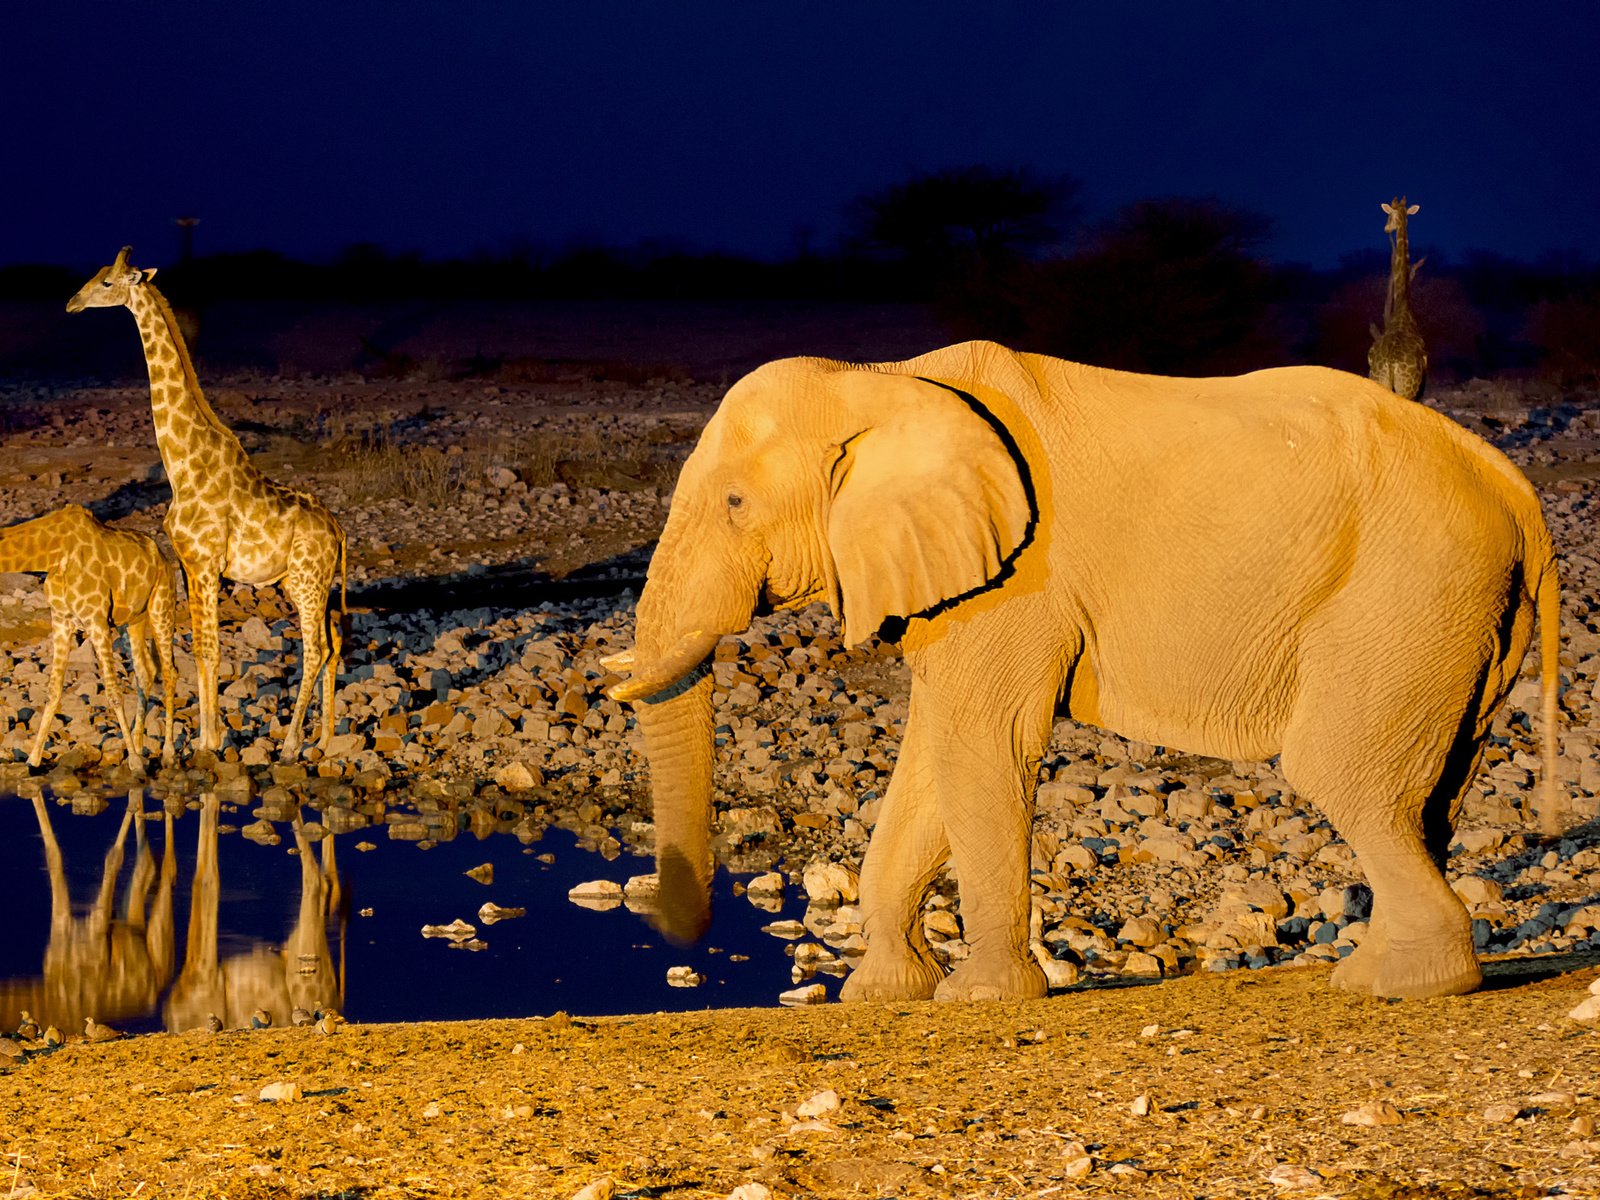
top-left (0, 791), bottom-right (343, 1036)
top-left (166, 793), bottom-right (344, 1032)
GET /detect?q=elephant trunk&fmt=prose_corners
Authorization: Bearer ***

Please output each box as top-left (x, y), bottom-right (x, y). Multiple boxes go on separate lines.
top-left (629, 666), bottom-right (717, 943)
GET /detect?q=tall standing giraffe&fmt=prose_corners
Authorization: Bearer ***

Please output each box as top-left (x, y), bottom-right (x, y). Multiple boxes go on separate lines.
top-left (0, 505), bottom-right (176, 775)
top-left (66, 247), bottom-right (346, 759)
top-left (1367, 196), bottom-right (1428, 401)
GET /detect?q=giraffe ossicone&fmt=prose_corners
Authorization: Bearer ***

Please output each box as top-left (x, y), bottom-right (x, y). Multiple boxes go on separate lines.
top-left (67, 247), bottom-right (348, 760)
top-left (0, 504), bottom-right (177, 776)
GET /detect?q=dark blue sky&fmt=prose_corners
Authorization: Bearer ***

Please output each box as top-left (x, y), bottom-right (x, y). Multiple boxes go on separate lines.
top-left (9, 3), bottom-right (1598, 270)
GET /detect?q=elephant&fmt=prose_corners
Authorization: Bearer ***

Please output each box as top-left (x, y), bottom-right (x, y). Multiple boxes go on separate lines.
top-left (602, 339), bottom-right (1560, 1003)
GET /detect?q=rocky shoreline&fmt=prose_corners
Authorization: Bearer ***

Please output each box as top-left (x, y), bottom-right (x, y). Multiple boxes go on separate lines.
top-left (2, 375), bottom-right (1599, 1005)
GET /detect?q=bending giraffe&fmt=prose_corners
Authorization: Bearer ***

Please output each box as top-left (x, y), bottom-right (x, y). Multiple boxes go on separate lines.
top-left (67, 247), bottom-right (347, 759)
top-left (1367, 196), bottom-right (1428, 401)
top-left (0, 505), bottom-right (176, 774)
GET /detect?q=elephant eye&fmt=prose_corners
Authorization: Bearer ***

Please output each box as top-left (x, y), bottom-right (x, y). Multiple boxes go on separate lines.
top-left (726, 492), bottom-right (743, 509)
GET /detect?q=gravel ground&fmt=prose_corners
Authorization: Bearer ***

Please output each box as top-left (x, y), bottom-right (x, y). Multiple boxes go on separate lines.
top-left (2, 370), bottom-right (1599, 1196)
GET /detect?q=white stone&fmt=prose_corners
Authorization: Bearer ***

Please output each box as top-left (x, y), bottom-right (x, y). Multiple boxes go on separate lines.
top-left (1568, 994), bottom-right (1600, 1021)
top-left (795, 1089), bottom-right (840, 1118)
top-left (259, 1081), bottom-right (302, 1103)
top-left (666, 966), bottom-right (705, 988)
top-left (802, 859), bottom-right (859, 905)
top-left (778, 983), bottom-right (828, 1006)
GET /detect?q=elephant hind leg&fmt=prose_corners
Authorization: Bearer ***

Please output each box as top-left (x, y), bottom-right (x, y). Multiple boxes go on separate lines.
top-left (1280, 658), bottom-right (1493, 1000)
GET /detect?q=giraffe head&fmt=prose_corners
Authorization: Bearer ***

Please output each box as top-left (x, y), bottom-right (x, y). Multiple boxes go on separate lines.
top-left (1380, 197), bottom-right (1419, 235)
top-left (66, 246), bottom-right (157, 313)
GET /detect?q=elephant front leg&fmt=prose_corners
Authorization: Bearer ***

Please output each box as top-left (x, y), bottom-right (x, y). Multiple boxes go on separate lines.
top-left (922, 646), bottom-right (1056, 1003)
top-left (840, 703), bottom-right (949, 1002)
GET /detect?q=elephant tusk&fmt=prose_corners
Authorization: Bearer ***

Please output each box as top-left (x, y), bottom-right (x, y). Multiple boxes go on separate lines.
top-left (604, 629), bottom-right (721, 703)
top-left (598, 649), bottom-right (636, 672)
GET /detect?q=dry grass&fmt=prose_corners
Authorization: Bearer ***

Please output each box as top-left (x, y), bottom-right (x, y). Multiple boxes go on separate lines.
top-left (2, 960), bottom-right (1597, 1198)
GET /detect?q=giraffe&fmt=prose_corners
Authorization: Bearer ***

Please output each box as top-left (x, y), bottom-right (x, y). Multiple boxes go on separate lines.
top-left (0, 505), bottom-right (176, 775)
top-left (1367, 196), bottom-right (1428, 401)
top-left (66, 247), bottom-right (347, 759)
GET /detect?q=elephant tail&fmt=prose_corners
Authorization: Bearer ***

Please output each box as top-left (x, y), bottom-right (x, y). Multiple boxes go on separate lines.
top-left (1536, 556), bottom-right (1562, 836)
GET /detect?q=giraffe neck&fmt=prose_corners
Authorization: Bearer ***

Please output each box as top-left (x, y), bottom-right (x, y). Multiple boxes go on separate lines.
top-left (0, 511), bottom-right (69, 573)
top-left (125, 284), bottom-right (247, 487)
top-left (1386, 214), bottom-right (1414, 323)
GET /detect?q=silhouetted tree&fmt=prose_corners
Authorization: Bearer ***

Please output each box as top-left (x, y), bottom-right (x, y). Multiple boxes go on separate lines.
top-left (851, 165), bottom-right (1080, 296)
top-left (969, 197), bottom-right (1289, 375)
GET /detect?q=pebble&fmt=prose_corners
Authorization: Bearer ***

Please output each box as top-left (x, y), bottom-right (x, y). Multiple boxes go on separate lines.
top-left (569, 1175), bottom-right (617, 1200)
top-left (421, 918), bottom-right (476, 940)
top-left (725, 1185), bottom-right (774, 1200)
top-left (1266, 1164), bottom-right (1321, 1189)
top-left (259, 1082), bottom-right (302, 1103)
top-left (666, 966), bottom-right (705, 988)
top-left (795, 1089), bottom-right (840, 1118)
top-left (1339, 1100), bottom-right (1402, 1126)
top-left (1484, 1102), bottom-right (1522, 1124)
top-left (478, 902), bottom-right (525, 924)
top-left (778, 983), bottom-right (827, 1006)
top-left (1061, 1143), bottom-right (1093, 1178)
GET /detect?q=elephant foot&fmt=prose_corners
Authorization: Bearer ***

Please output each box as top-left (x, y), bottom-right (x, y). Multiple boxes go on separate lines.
top-left (1368, 944), bottom-right (1482, 999)
top-left (840, 946), bottom-right (944, 1002)
top-left (933, 952), bottom-right (1048, 1003)
top-left (1333, 940), bottom-right (1480, 999)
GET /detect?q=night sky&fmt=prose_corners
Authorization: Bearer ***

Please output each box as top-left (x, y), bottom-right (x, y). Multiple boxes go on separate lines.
top-left (9, 3), bottom-right (1599, 270)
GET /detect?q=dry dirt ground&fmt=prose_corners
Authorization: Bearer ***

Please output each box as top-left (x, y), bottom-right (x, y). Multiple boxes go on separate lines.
top-left (2, 357), bottom-right (1600, 1197)
top-left (3, 959), bottom-right (1598, 1200)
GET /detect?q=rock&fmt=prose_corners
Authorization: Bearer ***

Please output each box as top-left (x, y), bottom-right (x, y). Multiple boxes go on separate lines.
top-left (666, 966), bottom-right (705, 988)
top-left (746, 871), bottom-right (785, 896)
top-left (478, 902), bottom-right (525, 924)
top-left (726, 1185), bottom-right (774, 1200)
top-left (1031, 942), bottom-right (1080, 988)
top-left (923, 910), bottom-right (962, 941)
top-left (421, 919), bottom-right (476, 940)
top-left (778, 983), bottom-right (827, 1006)
top-left (1117, 916), bottom-right (1163, 948)
top-left (259, 1082), bottom-right (302, 1103)
top-left (1567, 994), bottom-right (1600, 1021)
top-left (799, 861), bottom-right (859, 910)
top-left (762, 919), bottom-right (807, 939)
top-left (1266, 1164), bottom-right (1321, 1190)
top-left (1452, 875), bottom-right (1503, 906)
top-left (465, 862), bottom-right (494, 885)
top-left (1219, 881), bottom-right (1289, 919)
top-left (568, 880), bottom-right (623, 911)
top-left (493, 760), bottom-right (541, 790)
top-left (795, 1089), bottom-right (840, 1118)
top-left (1061, 1143), bottom-right (1093, 1178)
top-left (1484, 1102), bottom-right (1522, 1123)
top-left (1340, 1100), bottom-right (1402, 1126)
top-left (1123, 952), bottom-right (1163, 977)
top-left (1130, 1093), bottom-right (1151, 1117)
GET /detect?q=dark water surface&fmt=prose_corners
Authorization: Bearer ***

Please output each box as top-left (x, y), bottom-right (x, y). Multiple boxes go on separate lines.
top-left (0, 790), bottom-right (818, 1038)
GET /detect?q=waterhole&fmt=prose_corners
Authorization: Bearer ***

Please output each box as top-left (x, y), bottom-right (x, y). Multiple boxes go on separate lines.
top-left (0, 789), bottom-right (832, 1037)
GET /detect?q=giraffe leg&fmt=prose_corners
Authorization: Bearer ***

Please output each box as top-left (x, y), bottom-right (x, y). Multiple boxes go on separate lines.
top-left (185, 567), bottom-right (224, 755)
top-left (126, 612), bottom-right (156, 740)
top-left (150, 577), bottom-right (178, 767)
top-left (86, 616), bottom-right (144, 777)
top-left (281, 572), bottom-right (329, 760)
top-left (27, 619), bottom-right (75, 769)
top-left (320, 598), bottom-right (343, 751)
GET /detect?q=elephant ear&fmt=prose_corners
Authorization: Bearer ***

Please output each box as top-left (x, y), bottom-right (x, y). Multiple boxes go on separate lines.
top-left (825, 373), bottom-right (1032, 645)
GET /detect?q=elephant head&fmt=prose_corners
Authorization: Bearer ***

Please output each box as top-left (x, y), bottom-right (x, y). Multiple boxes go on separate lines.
top-left (605, 354), bottom-right (1034, 942)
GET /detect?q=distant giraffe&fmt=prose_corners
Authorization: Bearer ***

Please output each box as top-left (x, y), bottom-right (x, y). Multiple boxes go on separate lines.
top-left (0, 505), bottom-right (176, 775)
top-left (1367, 196), bottom-right (1427, 400)
top-left (67, 247), bottom-right (346, 759)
